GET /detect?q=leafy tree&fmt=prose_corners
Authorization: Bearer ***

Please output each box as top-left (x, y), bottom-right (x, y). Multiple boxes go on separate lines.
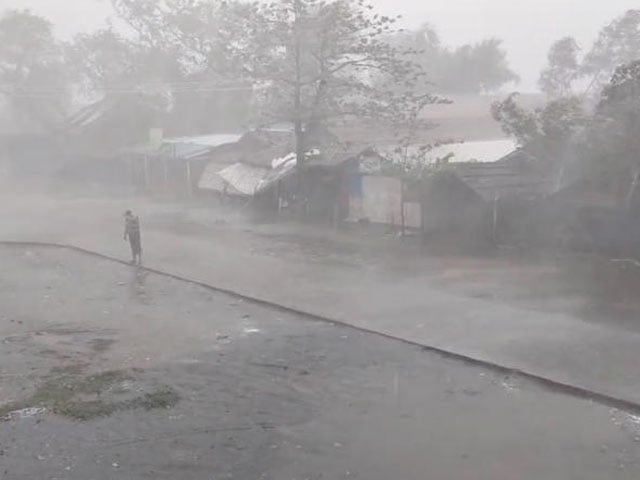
top-left (111, 0), bottom-right (265, 82)
top-left (539, 37), bottom-right (581, 98)
top-left (388, 24), bottom-right (519, 94)
top-left (0, 9), bottom-right (68, 131)
top-left (491, 94), bottom-right (539, 146)
top-left (67, 28), bottom-right (180, 115)
top-left (491, 93), bottom-right (586, 167)
top-left (380, 96), bottom-right (451, 186)
top-left (581, 60), bottom-right (640, 206)
top-left (217, 0), bottom-right (433, 166)
top-left (108, 0), bottom-right (433, 152)
top-left (581, 9), bottom-right (640, 94)
top-left (386, 24), bottom-right (445, 92)
top-left (442, 39), bottom-right (519, 94)
top-left (69, 1), bottom-right (254, 133)
top-left (108, 0), bottom-right (257, 132)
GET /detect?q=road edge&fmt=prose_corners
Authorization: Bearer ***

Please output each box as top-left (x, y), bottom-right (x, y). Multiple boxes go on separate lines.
top-left (3, 239), bottom-right (640, 415)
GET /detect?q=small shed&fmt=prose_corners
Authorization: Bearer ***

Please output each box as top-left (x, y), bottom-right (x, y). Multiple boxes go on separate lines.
top-left (447, 149), bottom-right (548, 202)
top-left (199, 131), bottom-right (375, 223)
top-left (130, 133), bottom-right (242, 196)
top-left (347, 174), bottom-right (422, 230)
top-left (198, 130), bottom-right (292, 199)
top-left (443, 151), bottom-right (551, 245)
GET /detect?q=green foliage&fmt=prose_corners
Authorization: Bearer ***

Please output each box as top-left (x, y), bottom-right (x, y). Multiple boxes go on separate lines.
top-left (491, 93), bottom-right (539, 146)
top-left (0, 369), bottom-right (180, 421)
top-left (499, 58), bottom-right (640, 202)
top-left (223, 0), bottom-right (433, 130)
top-left (107, 0), bottom-right (433, 138)
top-left (539, 10), bottom-right (640, 98)
top-left (0, 9), bottom-right (68, 131)
top-left (376, 141), bottom-right (456, 189)
top-left (388, 24), bottom-right (519, 94)
top-left (538, 37), bottom-right (581, 98)
top-left (491, 93), bottom-right (587, 165)
top-left (582, 60), bottom-right (640, 178)
top-left (75, 1), bottom-right (255, 132)
top-left (67, 28), bottom-right (181, 121)
top-left (581, 10), bottom-right (640, 92)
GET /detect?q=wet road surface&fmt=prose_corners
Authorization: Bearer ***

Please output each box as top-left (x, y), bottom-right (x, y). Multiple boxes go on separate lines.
top-left (2, 194), bottom-right (640, 405)
top-left (2, 245), bottom-right (640, 479)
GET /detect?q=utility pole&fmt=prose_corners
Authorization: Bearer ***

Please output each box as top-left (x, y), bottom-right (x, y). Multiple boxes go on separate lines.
top-left (293, 0), bottom-right (307, 215)
top-left (293, 0), bottom-right (304, 170)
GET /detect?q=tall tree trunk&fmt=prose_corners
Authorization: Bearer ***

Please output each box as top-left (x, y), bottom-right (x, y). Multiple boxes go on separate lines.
top-left (293, 0), bottom-right (306, 215)
top-left (293, 0), bottom-right (303, 166)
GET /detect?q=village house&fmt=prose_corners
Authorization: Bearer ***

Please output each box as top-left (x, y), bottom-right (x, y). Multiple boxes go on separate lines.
top-left (127, 133), bottom-right (243, 196)
top-left (197, 128), bottom-right (379, 224)
top-left (194, 131), bottom-right (551, 246)
top-left (343, 141), bottom-right (548, 245)
top-left (431, 149), bottom-right (551, 246)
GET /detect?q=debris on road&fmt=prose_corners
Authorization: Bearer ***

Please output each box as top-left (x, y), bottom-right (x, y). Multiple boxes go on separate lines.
top-left (2, 407), bottom-right (47, 422)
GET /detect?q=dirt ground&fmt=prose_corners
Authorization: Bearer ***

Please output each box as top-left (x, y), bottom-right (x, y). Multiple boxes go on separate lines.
top-left (2, 245), bottom-right (640, 480)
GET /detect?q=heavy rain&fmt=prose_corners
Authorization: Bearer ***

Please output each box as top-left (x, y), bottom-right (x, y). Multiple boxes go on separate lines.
top-left (2, 1), bottom-right (640, 479)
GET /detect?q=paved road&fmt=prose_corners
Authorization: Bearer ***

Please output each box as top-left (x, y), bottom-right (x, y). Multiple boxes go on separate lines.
top-left (2, 193), bottom-right (640, 405)
top-left (2, 245), bottom-right (640, 480)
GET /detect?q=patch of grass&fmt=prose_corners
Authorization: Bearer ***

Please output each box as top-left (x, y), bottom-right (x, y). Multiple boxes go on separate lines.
top-left (0, 369), bottom-right (180, 421)
top-left (89, 338), bottom-right (116, 354)
top-left (50, 363), bottom-right (88, 376)
top-left (76, 370), bottom-right (132, 394)
top-left (135, 389), bottom-right (181, 410)
top-left (55, 400), bottom-right (119, 421)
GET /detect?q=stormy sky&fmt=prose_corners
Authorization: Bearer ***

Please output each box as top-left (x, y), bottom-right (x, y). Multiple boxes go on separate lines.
top-left (0, 0), bottom-right (638, 92)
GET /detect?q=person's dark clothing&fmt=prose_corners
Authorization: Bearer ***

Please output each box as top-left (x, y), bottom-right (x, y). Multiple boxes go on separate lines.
top-left (125, 216), bottom-right (142, 257)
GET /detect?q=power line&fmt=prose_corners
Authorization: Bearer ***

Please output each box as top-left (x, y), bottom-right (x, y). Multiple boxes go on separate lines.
top-left (0, 82), bottom-right (265, 98)
top-left (3, 88), bottom-right (253, 97)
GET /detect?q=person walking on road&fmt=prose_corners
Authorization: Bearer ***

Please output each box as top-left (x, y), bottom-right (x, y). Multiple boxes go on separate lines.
top-left (123, 210), bottom-right (142, 265)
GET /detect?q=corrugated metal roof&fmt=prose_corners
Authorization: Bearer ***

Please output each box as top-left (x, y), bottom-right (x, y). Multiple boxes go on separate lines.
top-left (448, 160), bottom-right (549, 201)
top-left (204, 128), bottom-right (365, 169)
top-left (158, 142), bottom-right (208, 160)
top-left (163, 134), bottom-right (242, 147)
top-left (150, 134), bottom-right (242, 161)
top-left (205, 130), bottom-right (292, 167)
top-left (66, 98), bottom-right (115, 130)
top-left (257, 161), bottom-right (297, 193)
top-left (378, 139), bottom-right (517, 165)
top-left (306, 143), bottom-right (369, 168)
top-left (198, 130), bottom-right (374, 196)
top-left (198, 162), bottom-right (238, 193)
top-left (199, 158), bottom-right (298, 196)
top-left (218, 163), bottom-right (270, 196)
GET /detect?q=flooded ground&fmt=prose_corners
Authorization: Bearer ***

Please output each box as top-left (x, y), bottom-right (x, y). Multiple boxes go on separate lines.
top-left (2, 245), bottom-right (640, 479)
